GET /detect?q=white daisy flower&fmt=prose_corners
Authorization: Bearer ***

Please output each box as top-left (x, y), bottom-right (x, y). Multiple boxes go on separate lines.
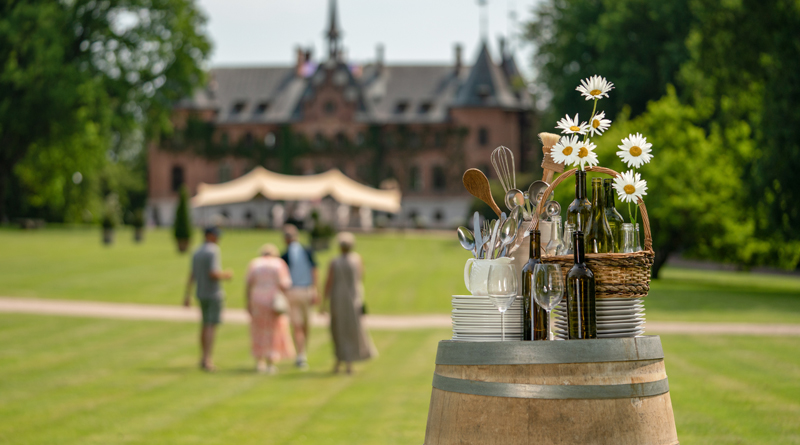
top-left (573, 140), bottom-right (599, 169)
top-left (616, 133), bottom-right (654, 168)
top-left (576, 75), bottom-right (614, 101)
top-left (588, 111), bottom-right (612, 137)
top-left (556, 114), bottom-right (589, 135)
top-left (551, 135), bottom-right (581, 165)
top-left (613, 170), bottom-right (648, 203)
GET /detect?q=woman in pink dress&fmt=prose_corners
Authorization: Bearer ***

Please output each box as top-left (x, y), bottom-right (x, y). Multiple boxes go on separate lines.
top-left (246, 243), bottom-right (295, 373)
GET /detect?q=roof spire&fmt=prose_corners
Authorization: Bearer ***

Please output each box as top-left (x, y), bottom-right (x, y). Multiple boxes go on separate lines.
top-left (326, 0), bottom-right (342, 60)
top-left (477, 0), bottom-right (488, 41)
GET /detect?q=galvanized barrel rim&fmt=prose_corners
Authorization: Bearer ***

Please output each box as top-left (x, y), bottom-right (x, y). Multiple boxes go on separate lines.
top-left (432, 373), bottom-right (670, 400)
top-left (435, 336), bottom-right (663, 365)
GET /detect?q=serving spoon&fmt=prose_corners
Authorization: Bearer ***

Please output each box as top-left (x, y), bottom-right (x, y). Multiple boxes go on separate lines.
top-left (463, 168), bottom-right (502, 217)
top-left (457, 226), bottom-right (476, 257)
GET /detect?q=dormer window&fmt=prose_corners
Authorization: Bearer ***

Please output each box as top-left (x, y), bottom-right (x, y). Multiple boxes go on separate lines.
top-left (394, 101), bottom-right (409, 114)
top-left (477, 84), bottom-right (491, 99)
top-left (418, 102), bottom-right (432, 114)
top-left (255, 102), bottom-right (270, 114)
top-left (324, 100), bottom-right (337, 115)
top-left (231, 101), bottom-right (246, 115)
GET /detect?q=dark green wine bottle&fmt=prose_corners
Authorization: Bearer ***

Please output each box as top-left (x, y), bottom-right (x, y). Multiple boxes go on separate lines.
top-left (521, 230), bottom-right (548, 341)
top-left (567, 231), bottom-right (597, 339)
top-left (567, 170), bottom-right (591, 232)
top-left (585, 178), bottom-right (615, 253)
top-left (604, 179), bottom-right (625, 253)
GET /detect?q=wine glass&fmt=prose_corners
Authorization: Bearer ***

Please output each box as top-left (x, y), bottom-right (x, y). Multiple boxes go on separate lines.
top-left (487, 264), bottom-right (518, 341)
top-left (532, 264), bottom-right (565, 340)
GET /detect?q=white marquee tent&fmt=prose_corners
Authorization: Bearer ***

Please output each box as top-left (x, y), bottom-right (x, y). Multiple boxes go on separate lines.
top-left (191, 167), bottom-right (402, 213)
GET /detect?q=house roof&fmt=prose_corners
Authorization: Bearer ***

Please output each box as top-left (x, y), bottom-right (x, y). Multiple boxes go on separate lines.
top-left (453, 42), bottom-right (520, 109)
top-left (177, 45), bottom-right (530, 124)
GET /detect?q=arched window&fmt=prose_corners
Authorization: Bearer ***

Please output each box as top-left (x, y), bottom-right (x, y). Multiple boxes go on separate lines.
top-left (171, 165), bottom-right (184, 192)
top-left (409, 166), bottom-right (422, 191)
top-left (432, 166), bottom-right (446, 191)
top-left (478, 127), bottom-right (489, 146)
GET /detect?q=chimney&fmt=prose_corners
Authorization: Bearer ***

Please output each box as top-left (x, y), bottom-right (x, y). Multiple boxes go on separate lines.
top-left (454, 44), bottom-right (463, 73)
top-left (498, 36), bottom-right (506, 60)
top-left (295, 46), bottom-right (304, 76)
top-left (376, 43), bottom-right (385, 71)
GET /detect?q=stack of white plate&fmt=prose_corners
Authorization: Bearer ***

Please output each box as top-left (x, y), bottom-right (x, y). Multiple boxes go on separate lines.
top-left (553, 298), bottom-right (645, 339)
top-left (451, 295), bottom-right (524, 341)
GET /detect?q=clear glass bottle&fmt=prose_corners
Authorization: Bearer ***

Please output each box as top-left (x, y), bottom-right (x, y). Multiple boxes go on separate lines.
top-left (567, 170), bottom-right (591, 232)
top-left (521, 230), bottom-right (548, 341)
top-left (559, 223), bottom-right (575, 256)
top-left (635, 223), bottom-right (643, 252)
top-left (545, 215), bottom-right (563, 256)
top-left (566, 230), bottom-right (597, 339)
top-left (585, 178), bottom-right (616, 253)
top-left (620, 223), bottom-right (636, 253)
top-left (603, 179), bottom-right (624, 252)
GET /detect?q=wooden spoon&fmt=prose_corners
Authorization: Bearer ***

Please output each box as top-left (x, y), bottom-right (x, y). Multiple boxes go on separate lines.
top-left (462, 168), bottom-right (502, 217)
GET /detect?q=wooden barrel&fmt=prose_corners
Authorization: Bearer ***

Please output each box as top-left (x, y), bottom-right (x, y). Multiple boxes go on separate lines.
top-left (424, 336), bottom-right (678, 445)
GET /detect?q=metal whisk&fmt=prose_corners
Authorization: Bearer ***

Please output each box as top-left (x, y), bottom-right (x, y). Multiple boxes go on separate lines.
top-left (491, 146), bottom-right (523, 211)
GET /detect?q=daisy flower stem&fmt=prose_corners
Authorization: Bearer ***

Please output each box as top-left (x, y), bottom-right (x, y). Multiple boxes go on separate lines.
top-left (628, 201), bottom-right (634, 224)
top-left (583, 99), bottom-right (599, 144)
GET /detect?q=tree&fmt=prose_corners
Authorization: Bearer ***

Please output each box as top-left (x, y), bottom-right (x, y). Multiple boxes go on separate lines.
top-left (526, 0), bottom-right (800, 272)
top-left (0, 0), bottom-right (211, 221)
top-left (526, 0), bottom-right (693, 123)
top-left (173, 185), bottom-right (192, 252)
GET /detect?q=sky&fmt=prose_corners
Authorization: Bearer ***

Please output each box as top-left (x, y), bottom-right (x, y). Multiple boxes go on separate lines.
top-left (195, 0), bottom-right (541, 79)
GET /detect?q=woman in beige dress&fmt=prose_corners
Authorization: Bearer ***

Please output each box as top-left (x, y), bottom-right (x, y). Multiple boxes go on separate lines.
top-left (246, 244), bottom-right (295, 374)
top-left (323, 232), bottom-right (377, 374)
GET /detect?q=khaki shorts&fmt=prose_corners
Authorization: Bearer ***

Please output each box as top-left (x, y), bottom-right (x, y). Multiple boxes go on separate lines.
top-left (198, 298), bottom-right (223, 325)
top-left (286, 286), bottom-right (315, 328)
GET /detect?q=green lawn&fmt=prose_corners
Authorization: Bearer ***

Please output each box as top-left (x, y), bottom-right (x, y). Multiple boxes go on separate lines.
top-left (2, 226), bottom-right (799, 323)
top-left (0, 226), bottom-right (468, 314)
top-left (0, 314), bottom-right (798, 444)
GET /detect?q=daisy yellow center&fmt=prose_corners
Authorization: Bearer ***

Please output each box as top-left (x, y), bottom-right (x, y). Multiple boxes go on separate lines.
top-left (623, 184), bottom-right (636, 195)
top-left (592, 119), bottom-right (600, 128)
top-left (590, 89), bottom-right (602, 96)
top-left (578, 147), bottom-right (588, 158)
top-left (569, 126), bottom-right (581, 132)
top-left (629, 146), bottom-right (642, 156)
top-left (562, 146), bottom-right (573, 156)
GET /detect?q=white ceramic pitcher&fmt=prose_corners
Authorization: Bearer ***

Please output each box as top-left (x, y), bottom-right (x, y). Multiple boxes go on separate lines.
top-left (463, 257), bottom-right (513, 296)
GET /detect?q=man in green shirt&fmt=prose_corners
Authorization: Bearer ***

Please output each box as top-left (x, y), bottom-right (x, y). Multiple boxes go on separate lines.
top-left (184, 227), bottom-right (233, 371)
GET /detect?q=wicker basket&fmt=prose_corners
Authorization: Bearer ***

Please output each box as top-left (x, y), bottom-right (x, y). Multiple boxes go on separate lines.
top-left (534, 166), bottom-right (655, 299)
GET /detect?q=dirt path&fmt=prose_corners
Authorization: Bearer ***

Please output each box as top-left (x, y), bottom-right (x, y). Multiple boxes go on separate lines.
top-left (2, 297), bottom-right (799, 335)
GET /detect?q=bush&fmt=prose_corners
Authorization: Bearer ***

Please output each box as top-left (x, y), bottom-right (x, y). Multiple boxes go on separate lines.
top-left (174, 185), bottom-right (192, 241)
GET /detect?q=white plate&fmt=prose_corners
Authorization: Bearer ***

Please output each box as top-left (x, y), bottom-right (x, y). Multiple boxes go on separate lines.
top-left (596, 300), bottom-right (644, 307)
top-left (453, 323), bottom-right (524, 330)
top-left (553, 322), bottom-right (643, 331)
top-left (595, 308), bottom-right (641, 316)
top-left (598, 330), bottom-right (645, 338)
top-left (596, 321), bottom-right (645, 329)
top-left (597, 314), bottom-right (646, 321)
top-left (452, 334), bottom-right (524, 339)
top-left (453, 327), bottom-right (524, 332)
top-left (452, 305), bottom-right (523, 312)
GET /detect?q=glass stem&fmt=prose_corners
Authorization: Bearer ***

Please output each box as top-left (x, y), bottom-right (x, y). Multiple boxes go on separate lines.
top-left (501, 311), bottom-right (505, 341)
top-left (546, 310), bottom-right (552, 340)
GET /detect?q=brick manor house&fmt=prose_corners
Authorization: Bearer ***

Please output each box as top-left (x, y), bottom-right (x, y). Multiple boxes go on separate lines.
top-left (147, 0), bottom-right (535, 228)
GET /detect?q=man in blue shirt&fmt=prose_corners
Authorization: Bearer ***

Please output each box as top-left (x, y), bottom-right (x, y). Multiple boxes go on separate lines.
top-left (184, 227), bottom-right (233, 372)
top-left (281, 224), bottom-right (318, 370)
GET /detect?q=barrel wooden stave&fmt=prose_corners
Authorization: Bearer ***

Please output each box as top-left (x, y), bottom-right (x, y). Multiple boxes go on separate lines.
top-left (424, 337), bottom-right (679, 445)
top-left (426, 389), bottom-right (678, 445)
